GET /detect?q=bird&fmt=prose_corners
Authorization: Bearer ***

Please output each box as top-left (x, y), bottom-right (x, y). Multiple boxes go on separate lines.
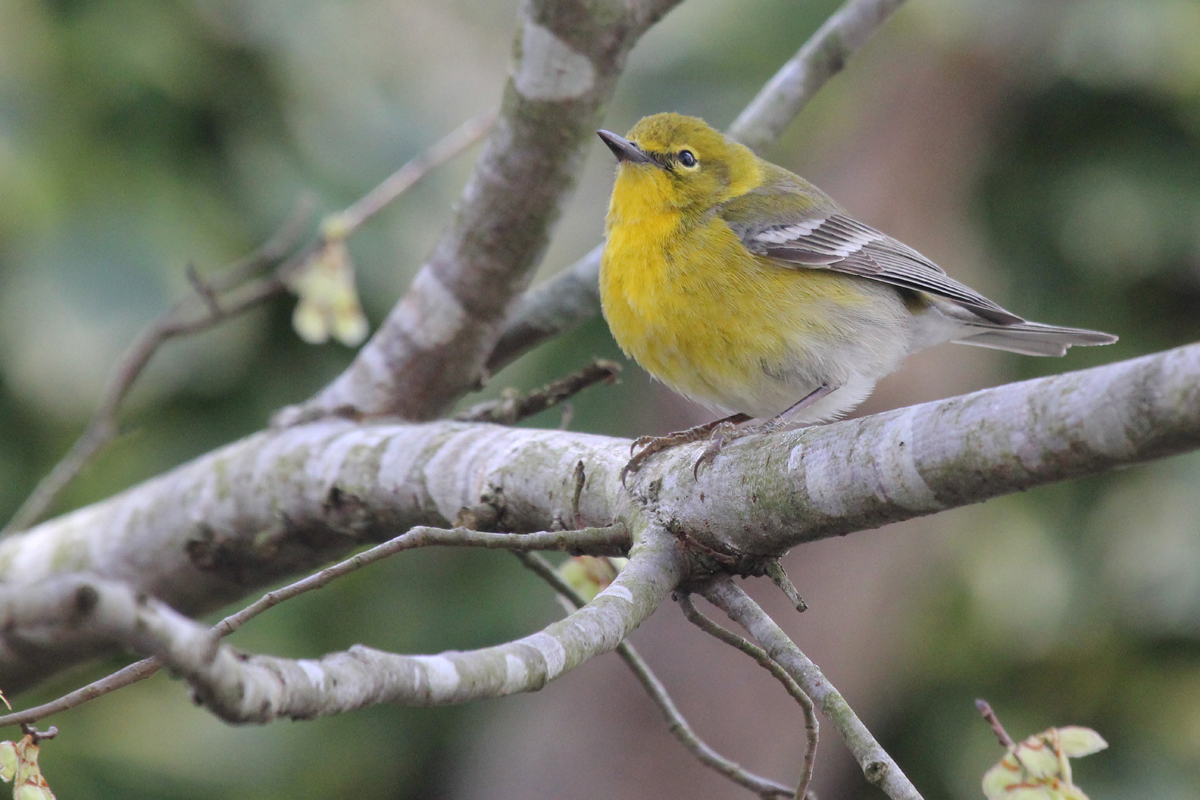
top-left (596, 112), bottom-right (1117, 482)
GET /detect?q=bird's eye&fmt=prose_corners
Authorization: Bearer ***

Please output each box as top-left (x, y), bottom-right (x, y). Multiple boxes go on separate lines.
top-left (678, 150), bottom-right (697, 168)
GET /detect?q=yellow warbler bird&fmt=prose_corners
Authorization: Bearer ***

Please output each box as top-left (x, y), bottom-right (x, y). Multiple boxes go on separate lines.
top-left (597, 113), bottom-right (1117, 480)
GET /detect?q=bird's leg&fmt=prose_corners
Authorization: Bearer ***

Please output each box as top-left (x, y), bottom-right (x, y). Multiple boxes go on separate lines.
top-left (693, 384), bottom-right (837, 478)
top-left (622, 413), bottom-right (752, 486)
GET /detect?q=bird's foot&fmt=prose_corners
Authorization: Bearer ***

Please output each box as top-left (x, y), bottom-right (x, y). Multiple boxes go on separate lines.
top-left (693, 420), bottom-right (756, 479)
top-left (692, 384), bottom-right (837, 478)
top-left (621, 414), bottom-right (750, 487)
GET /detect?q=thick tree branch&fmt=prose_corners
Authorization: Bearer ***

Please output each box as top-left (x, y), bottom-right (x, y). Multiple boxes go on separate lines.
top-left (665, 342), bottom-right (1200, 555)
top-left (487, 0), bottom-right (906, 374)
top-left (2, 343), bottom-right (1197, 694)
top-left (294, 0), bottom-right (684, 422)
top-left (702, 578), bottom-right (923, 800)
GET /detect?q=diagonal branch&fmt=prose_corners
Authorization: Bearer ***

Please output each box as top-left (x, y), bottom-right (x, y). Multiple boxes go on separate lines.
top-left (701, 577), bottom-right (923, 800)
top-left (486, 244), bottom-right (604, 376)
top-left (294, 0), bottom-right (685, 422)
top-left (728, 0), bottom-right (908, 152)
top-left (5, 111), bottom-right (496, 535)
top-left (327, 110), bottom-right (497, 239)
top-left (486, 0), bottom-right (908, 374)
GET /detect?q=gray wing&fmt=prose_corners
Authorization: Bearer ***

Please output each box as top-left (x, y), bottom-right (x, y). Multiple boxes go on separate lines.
top-left (729, 211), bottom-right (1024, 326)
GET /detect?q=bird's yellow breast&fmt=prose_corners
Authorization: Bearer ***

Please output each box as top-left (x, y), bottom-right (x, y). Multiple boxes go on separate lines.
top-left (600, 183), bottom-right (883, 416)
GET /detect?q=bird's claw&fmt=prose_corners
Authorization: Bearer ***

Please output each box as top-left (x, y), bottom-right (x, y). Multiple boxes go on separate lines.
top-left (692, 422), bottom-right (738, 480)
top-left (621, 415), bottom-right (751, 488)
top-left (621, 436), bottom-right (667, 487)
top-left (629, 434), bottom-right (656, 457)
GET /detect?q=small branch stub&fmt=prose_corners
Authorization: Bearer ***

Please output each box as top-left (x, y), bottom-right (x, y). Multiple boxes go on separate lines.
top-left (976, 699), bottom-right (1015, 749)
top-left (765, 559), bottom-right (807, 612)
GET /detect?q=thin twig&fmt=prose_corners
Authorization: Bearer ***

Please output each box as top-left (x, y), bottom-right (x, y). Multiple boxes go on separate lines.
top-left (20, 724), bottom-right (57, 743)
top-left (0, 203), bottom-right (312, 535)
top-left (765, 560), bottom-right (808, 613)
top-left (0, 657), bottom-right (163, 729)
top-left (210, 194), bottom-right (318, 293)
top-left (703, 577), bottom-right (925, 800)
top-left (185, 262), bottom-right (222, 317)
top-left (329, 109), bottom-right (497, 238)
top-left (215, 525), bottom-right (628, 635)
top-left (515, 552), bottom-right (793, 799)
top-left (0, 523), bottom-right (628, 728)
top-left (273, 113), bottom-right (494, 293)
top-left (976, 699), bottom-right (1015, 749)
top-left (454, 359), bottom-right (621, 424)
top-left (571, 460), bottom-right (586, 529)
top-left (678, 593), bottom-right (818, 800)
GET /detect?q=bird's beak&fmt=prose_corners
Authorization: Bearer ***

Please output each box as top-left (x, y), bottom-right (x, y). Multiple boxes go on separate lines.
top-left (597, 130), bottom-right (657, 166)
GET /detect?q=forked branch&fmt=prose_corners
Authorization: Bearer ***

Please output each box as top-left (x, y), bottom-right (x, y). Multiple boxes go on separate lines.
top-left (1, 343), bottom-right (1198, 694)
top-left (4, 110), bottom-right (494, 535)
top-left (679, 593), bottom-right (818, 800)
top-left (0, 202), bottom-right (312, 535)
top-left (517, 552), bottom-right (795, 799)
top-left (702, 577), bottom-right (924, 800)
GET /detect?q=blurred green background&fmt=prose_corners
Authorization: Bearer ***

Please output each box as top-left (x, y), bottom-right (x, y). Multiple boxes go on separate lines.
top-left (1, 0), bottom-right (1199, 797)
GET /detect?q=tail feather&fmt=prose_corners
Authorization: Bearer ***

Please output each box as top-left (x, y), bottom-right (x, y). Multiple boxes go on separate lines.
top-left (954, 321), bottom-right (1118, 357)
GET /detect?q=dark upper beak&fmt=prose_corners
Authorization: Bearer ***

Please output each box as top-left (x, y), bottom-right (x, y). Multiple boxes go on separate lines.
top-left (597, 130), bottom-right (657, 166)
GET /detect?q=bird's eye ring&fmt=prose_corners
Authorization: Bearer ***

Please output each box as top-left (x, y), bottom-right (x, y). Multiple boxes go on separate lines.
top-left (678, 150), bottom-right (697, 168)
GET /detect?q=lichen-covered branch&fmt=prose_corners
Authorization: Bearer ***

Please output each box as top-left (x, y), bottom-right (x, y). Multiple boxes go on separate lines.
top-left (2, 342), bottom-right (1198, 694)
top-left (661, 342), bottom-right (1200, 555)
top-left (295, 0), bottom-right (684, 422)
top-left (487, 0), bottom-right (907, 373)
top-left (702, 578), bottom-right (923, 800)
top-left (0, 533), bottom-right (679, 723)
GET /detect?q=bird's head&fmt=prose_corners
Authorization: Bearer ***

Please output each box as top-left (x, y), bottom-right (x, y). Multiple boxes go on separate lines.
top-left (598, 113), bottom-right (761, 215)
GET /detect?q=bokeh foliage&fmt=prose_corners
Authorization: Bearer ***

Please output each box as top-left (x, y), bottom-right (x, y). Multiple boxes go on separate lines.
top-left (0, 0), bottom-right (1198, 797)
